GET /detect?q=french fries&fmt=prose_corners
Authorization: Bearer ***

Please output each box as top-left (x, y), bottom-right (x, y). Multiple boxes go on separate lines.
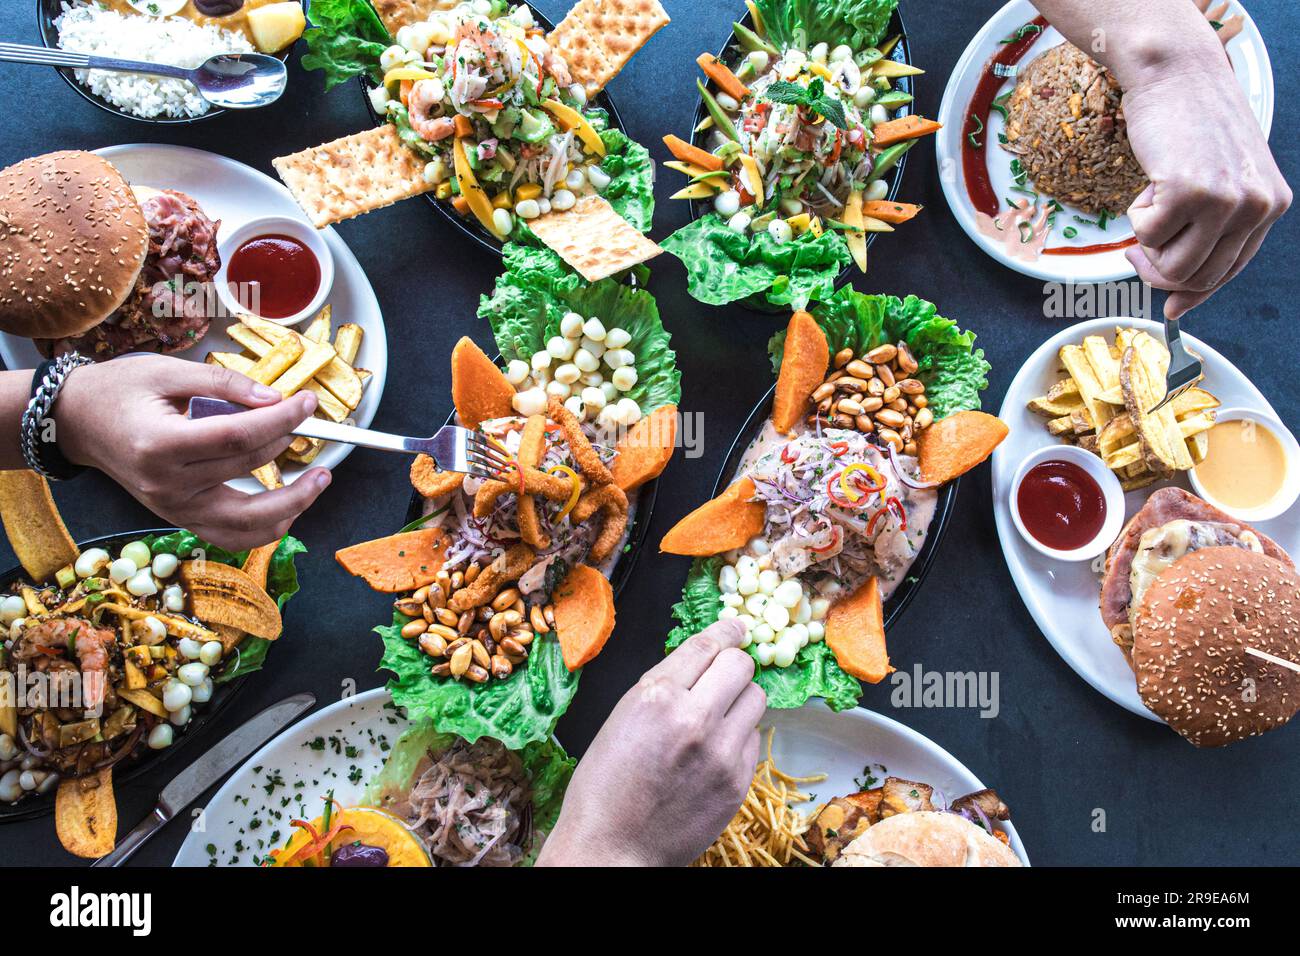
top-left (208, 306), bottom-right (369, 487)
top-left (1027, 326), bottom-right (1217, 490)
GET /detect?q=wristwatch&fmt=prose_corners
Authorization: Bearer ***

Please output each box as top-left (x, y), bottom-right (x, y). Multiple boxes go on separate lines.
top-left (21, 352), bottom-right (95, 480)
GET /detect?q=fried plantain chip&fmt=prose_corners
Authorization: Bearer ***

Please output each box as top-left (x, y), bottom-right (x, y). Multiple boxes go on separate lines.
top-left (56, 768), bottom-right (116, 859)
top-left (0, 471), bottom-right (78, 583)
top-left (180, 560), bottom-right (283, 640)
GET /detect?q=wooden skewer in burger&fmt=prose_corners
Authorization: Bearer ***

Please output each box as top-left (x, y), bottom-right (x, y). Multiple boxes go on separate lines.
top-left (0, 150), bottom-right (221, 359)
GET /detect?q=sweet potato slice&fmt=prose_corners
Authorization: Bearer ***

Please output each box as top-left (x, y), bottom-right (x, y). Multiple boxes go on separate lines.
top-left (611, 404), bottom-right (678, 492)
top-left (56, 768), bottom-right (116, 860)
top-left (0, 470), bottom-right (78, 583)
top-left (410, 454), bottom-right (465, 499)
top-left (451, 336), bottom-right (515, 429)
top-left (660, 477), bottom-right (765, 556)
top-left (917, 410), bottom-right (1010, 484)
top-left (180, 560), bottom-right (284, 640)
top-left (335, 528), bottom-right (450, 593)
top-left (772, 310), bottom-right (829, 434)
top-left (825, 576), bottom-right (890, 683)
top-left (553, 564), bottom-right (616, 671)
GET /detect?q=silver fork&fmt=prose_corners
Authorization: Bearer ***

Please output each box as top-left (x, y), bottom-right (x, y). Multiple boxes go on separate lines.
top-left (1151, 315), bottom-right (1204, 413)
top-left (187, 397), bottom-right (515, 480)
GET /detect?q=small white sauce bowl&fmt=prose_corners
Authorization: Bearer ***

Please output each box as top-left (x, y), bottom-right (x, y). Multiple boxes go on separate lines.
top-left (1009, 444), bottom-right (1126, 562)
top-left (214, 216), bottom-right (334, 327)
top-left (1188, 407), bottom-right (1300, 524)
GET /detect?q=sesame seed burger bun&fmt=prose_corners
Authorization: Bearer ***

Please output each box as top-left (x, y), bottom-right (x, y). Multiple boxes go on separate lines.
top-left (0, 150), bottom-right (148, 341)
top-left (832, 811), bottom-right (1022, 867)
top-left (1133, 546), bottom-right (1300, 748)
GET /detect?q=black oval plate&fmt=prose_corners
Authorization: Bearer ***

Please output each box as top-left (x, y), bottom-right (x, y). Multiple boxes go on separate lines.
top-left (359, 1), bottom-right (630, 258)
top-left (36, 0), bottom-right (304, 125)
top-left (402, 405), bottom-right (660, 601)
top-left (687, 6), bottom-right (915, 312)
top-left (0, 528), bottom-right (253, 822)
top-left (713, 384), bottom-right (958, 631)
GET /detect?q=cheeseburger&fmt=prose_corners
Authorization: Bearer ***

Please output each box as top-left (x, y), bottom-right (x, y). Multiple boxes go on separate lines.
top-left (0, 150), bottom-right (221, 359)
top-left (1101, 487), bottom-right (1300, 746)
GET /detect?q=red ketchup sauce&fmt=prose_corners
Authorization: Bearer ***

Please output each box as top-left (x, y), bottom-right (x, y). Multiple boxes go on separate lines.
top-left (961, 15), bottom-right (1049, 218)
top-left (227, 235), bottom-right (320, 320)
top-left (1043, 236), bottom-right (1139, 256)
top-left (1017, 459), bottom-right (1106, 551)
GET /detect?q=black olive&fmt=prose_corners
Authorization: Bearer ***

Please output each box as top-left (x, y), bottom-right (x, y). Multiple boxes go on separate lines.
top-left (329, 843), bottom-right (390, 868)
top-left (193, 0), bottom-right (245, 16)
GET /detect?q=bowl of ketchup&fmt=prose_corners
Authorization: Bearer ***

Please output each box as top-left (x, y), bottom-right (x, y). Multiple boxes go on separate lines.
top-left (215, 216), bottom-right (333, 327)
top-left (1010, 445), bottom-right (1125, 562)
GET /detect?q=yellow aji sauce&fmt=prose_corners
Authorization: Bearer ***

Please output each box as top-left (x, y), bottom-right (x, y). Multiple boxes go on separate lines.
top-left (1196, 418), bottom-right (1288, 510)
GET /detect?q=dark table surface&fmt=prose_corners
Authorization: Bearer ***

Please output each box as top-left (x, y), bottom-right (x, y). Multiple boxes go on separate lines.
top-left (1, 0), bottom-right (1296, 867)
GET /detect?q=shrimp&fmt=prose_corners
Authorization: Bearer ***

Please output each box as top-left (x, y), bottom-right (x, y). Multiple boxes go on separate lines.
top-left (14, 618), bottom-right (116, 714)
top-left (408, 80), bottom-right (456, 143)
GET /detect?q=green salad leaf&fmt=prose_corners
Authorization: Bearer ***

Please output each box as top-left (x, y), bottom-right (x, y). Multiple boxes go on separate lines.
top-left (597, 128), bottom-right (656, 233)
top-left (142, 533), bottom-right (308, 684)
top-left (661, 213), bottom-right (850, 311)
top-left (666, 558), bottom-right (861, 712)
top-left (300, 0), bottom-right (391, 91)
top-left (769, 288), bottom-right (991, 419)
top-left (752, 0), bottom-right (898, 52)
top-left (480, 244), bottom-right (682, 413)
top-left (378, 612), bottom-right (581, 751)
top-left (363, 718), bottom-right (574, 863)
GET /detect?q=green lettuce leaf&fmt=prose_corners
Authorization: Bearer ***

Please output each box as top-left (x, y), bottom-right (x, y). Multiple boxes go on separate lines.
top-left (769, 288), bottom-right (991, 419)
top-left (363, 719), bottom-right (574, 863)
top-left (300, 0), bottom-right (391, 91)
top-left (597, 128), bottom-right (655, 233)
top-left (752, 0), bottom-right (898, 52)
top-left (142, 533), bottom-right (308, 684)
top-left (378, 612), bottom-right (581, 751)
top-left (666, 558), bottom-right (861, 711)
top-left (661, 213), bottom-right (850, 311)
top-left (480, 244), bottom-right (681, 412)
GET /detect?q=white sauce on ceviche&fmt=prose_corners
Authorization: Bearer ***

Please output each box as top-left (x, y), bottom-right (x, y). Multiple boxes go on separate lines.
top-left (716, 421), bottom-right (936, 669)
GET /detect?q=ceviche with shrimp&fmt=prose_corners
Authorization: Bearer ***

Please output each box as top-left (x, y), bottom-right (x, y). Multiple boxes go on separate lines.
top-left (661, 0), bottom-right (939, 310)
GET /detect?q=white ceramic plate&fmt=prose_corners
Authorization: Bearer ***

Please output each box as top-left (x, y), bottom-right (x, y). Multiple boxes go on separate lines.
top-left (935, 0), bottom-right (1274, 283)
top-left (0, 144), bottom-right (387, 495)
top-left (992, 317), bottom-right (1299, 720)
top-left (173, 687), bottom-right (404, 866)
top-left (765, 702), bottom-right (1028, 865)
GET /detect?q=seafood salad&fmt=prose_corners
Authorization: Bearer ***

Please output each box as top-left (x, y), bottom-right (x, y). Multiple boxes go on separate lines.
top-left (716, 425), bottom-right (937, 670)
top-left (371, 1), bottom-right (613, 239)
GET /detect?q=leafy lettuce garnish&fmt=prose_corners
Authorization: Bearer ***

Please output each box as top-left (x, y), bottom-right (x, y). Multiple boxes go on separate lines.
top-left (597, 128), bottom-right (655, 233)
top-left (364, 718), bottom-right (574, 863)
top-left (661, 213), bottom-right (851, 311)
top-left (142, 533), bottom-right (308, 684)
top-left (752, 0), bottom-right (898, 52)
top-left (769, 288), bottom-right (991, 419)
top-left (480, 243), bottom-right (682, 413)
top-left (378, 612), bottom-right (580, 751)
top-left (666, 557), bottom-right (862, 712)
top-left (300, 0), bottom-right (390, 90)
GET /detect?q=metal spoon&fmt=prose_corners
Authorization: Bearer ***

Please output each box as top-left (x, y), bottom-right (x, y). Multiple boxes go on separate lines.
top-left (0, 41), bottom-right (287, 110)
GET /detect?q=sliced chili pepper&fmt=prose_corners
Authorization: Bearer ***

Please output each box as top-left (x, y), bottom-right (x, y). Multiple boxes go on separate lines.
top-left (838, 463), bottom-right (885, 503)
top-left (828, 441), bottom-right (849, 458)
top-left (810, 525), bottom-right (841, 553)
top-left (887, 495), bottom-right (908, 530)
top-left (780, 444), bottom-right (798, 464)
top-left (548, 465), bottom-right (582, 521)
top-left (867, 506), bottom-right (889, 536)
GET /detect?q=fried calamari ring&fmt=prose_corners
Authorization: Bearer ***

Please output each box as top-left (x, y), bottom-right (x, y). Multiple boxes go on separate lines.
top-left (516, 415), bottom-right (549, 550)
top-left (548, 396), bottom-right (613, 485)
top-left (410, 454), bottom-right (466, 499)
top-left (447, 543), bottom-right (536, 613)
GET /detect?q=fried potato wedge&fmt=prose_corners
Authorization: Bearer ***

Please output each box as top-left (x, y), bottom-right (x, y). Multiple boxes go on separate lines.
top-left (335, 528), bottom-right (451, 593)
top-left (772, 310), bottom-right (829, 435)
top-left (917, 411), bottom-right (1010, 484)
top-left (180, 560), bottom-right (283, 640)
top-left (451, 336), bottom-right (516, 429)
top-left (0, 471), bottom-right (78, 583)
top-left (56, 768), bottom-right (116, 860)
top-left (825, 576), bottom-right (889, 683)
top-left (553, 564), bottom-right (616, 671)
top-left (610, 404), bottom-right (678, 492)
top-left (660, 477), bottom-right (766, 556)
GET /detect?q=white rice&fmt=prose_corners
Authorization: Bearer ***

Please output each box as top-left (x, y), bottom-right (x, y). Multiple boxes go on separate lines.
top-left (55, 2), bottom-right (254, 119)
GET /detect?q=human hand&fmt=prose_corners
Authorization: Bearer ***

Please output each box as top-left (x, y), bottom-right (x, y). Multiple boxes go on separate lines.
top-left (1120, 47), bottom-right (1291, 318)
top-left (55, 355), bottom-right (331, 551)
top-left (537, 619), bottom-right (765, 867)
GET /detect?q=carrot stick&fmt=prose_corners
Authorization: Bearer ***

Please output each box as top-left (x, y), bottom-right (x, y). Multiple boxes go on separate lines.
top-left (663, 134), bottom-right (723, 172)
top-left (696, 53), bottom-right (750, 100)
top-left (860, 200), bottom-right (923, 223)
top-left (454, 114), bottom-right (474, 138)
top-left (871, 115), bottom-right (942, 147)
top-left (451, 194), bottom-right (471, 216)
